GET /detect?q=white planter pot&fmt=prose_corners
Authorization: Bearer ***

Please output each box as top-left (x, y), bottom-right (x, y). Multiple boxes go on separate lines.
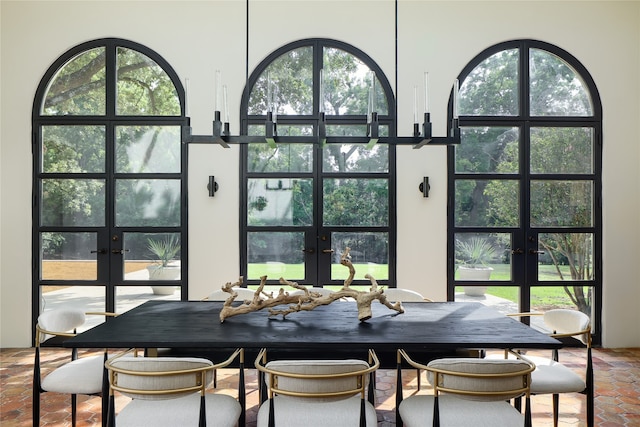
top-left (458, 266), bottom-right (493, 281)
top-left (146, 265), bottom-right (180, 295)
top-left (458, 266), bottom-right (492, 296)
top-left (150, 286), bottom-right (176, 295)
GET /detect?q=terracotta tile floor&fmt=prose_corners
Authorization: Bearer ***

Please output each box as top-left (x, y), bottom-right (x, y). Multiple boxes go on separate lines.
top-left (2, 347), bottom-right (639, 426)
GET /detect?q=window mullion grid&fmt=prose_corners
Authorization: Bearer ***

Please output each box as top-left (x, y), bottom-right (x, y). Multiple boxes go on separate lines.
top-left (106, 42), bottom-right (117, 119)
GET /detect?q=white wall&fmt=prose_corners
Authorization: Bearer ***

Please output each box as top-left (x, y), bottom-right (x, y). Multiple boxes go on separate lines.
top-left (2, 0), bottom-right (639, 348)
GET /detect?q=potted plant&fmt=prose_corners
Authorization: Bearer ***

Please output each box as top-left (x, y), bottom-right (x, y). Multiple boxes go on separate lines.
top-left (146, 235), bottom-right (181, 294)
top-left (455, 237), bottom-right (497, 296)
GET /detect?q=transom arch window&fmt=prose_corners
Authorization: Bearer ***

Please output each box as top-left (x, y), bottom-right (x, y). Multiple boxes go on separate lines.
top-left (32, 38), bottom-right (188, 332)
top-left (449, 39), bottom-right (602, 343)
top-left (240, 38), bottom-right (396, 288)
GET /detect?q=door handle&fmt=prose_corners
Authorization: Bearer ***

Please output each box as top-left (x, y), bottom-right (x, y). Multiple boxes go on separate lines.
top-left (529, 249), bottom-right (545, 255)
top-left (111, 249), bottom-right (130, 255)
top-left (321, 249), bottom-right (334, 254)
top-left (511, 248), bottom-right (524, 255)
top-left (302, 248), bottom-right (315, 254)
top-left (91, 249), bottom-right (107, 254)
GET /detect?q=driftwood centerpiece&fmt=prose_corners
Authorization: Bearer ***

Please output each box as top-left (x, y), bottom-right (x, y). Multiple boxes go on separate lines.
top-left (218, 247), bottom-right (404, 322)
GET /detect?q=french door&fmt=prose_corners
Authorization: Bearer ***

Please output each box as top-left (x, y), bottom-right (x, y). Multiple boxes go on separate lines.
top-left (242, 141), bottom-right (394, 288)
top-left (32, 39), bottom-right (187, 331)
top-left (448, 40), bottom-right (602, 341)
top-left (240, 39), bottom-right (396, 289)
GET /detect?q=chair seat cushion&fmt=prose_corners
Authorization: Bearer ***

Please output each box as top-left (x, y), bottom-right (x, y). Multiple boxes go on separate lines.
top-left (399, 394), bottom-right (524, 427)
top-left (116, 393), bottom-right (241, 427)
top-left (257, 395), bottom-right (378, 427)
top-left (526, 355), bottom-right (587, 394)
top-left (41, 355), bottom-right (104, 394)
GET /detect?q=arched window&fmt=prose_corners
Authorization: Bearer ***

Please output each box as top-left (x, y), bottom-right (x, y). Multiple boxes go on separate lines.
top-left (32, 38), bottom-right (187, 329)
top-left (448, 40), bottom-right (602, 343)
top-left (240, 39), bottom-right (397, 289)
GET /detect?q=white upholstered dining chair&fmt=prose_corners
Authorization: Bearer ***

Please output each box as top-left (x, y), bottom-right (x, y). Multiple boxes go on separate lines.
top-left (500, 309), bottom-right (593, 427)
top-left (397, 349), bottom-right (535, 427)
top-left (254, 348), bottom-right (380, 427)
top-left (104, 348), bottom-right (244, 427)
top-left (33, 308), bottom-right (116, 427)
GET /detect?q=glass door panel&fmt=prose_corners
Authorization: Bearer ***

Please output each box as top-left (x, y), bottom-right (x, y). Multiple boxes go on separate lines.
top-left (247, 178), bottom-right (313, 226)
top-left (454, 232), bottom-right (512, 282)
top-left (247, 143), bottom-right (314, 173)
top-left (115, 179), bottom-right (181, 227)
top-left (116, 126), bottom-right (181, 173)
top-left (530, 285), bottom-right (593, 311)
top-left (42, 125), bottom-right (105, 173)
top-left (530, 181), bottom-right (593, 227)
top-left (247, 232), bottom-right (305, 280)
top-left (41, 179), bottom-right (105, 226)
top-left (454, 180), bottom-right (520, 228)
top-left (323, 178), bottom-right (388, 227)
top-left (40, 232), bottom-right (99, 280)
top-left (322, 143), bottom-right (389, 172)
top-left (454, 127), bottom-right (520, 174)
top-left (537, 233), bottom-right (594, 281)
top-left (122, 232), bottom-right (182, 282)
top-left (530, 127), bottom-right (593, 174)
top-left (329, 232), bottom-right (388, 281)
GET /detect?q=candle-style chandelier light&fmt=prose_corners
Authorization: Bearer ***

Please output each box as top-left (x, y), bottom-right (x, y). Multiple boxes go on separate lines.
top-left (182, 0), bottom-right (461, 149)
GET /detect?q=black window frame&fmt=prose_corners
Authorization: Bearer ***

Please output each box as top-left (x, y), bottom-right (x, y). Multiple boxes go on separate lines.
top-left (31, 38), bottom-right (189, 337)
top-left (239, 38), bottom-right (397, 288)
top-left (447, 39), bottom-right (603, 345)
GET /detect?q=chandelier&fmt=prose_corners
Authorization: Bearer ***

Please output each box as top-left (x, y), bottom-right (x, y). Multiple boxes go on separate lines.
top-left (182, 1), bottom-right (461, 149)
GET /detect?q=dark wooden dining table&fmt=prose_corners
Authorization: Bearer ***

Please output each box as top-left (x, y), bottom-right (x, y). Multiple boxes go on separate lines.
top-left (65, 300), bottom-right (561, 427)
top-left (66, 300), bottom-right (560, 353)
top-left (66, 299), bottom-right (562, 362)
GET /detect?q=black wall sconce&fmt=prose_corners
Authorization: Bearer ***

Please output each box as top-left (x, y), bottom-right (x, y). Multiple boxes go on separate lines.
top-left (207, 176), bottom-right (219, 197)
top-left (419, 177), bottom-right (430, 198)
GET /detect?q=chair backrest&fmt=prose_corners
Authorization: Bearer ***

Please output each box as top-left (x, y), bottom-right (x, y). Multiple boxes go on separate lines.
top-left (543, 309), bottom-right (591, 345)
top-left (206, 287), bottom-right (258, 301)
top-left (425, 357), bottom-right (534, 402)
top-left (36, 308), bottom-right (86, 344)
top-left (382, 288), bottom-right (429, 302)
top-left (255, 349), bottom-right (379, 401)
top-left (106, 356), bottom-right (215, 400)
